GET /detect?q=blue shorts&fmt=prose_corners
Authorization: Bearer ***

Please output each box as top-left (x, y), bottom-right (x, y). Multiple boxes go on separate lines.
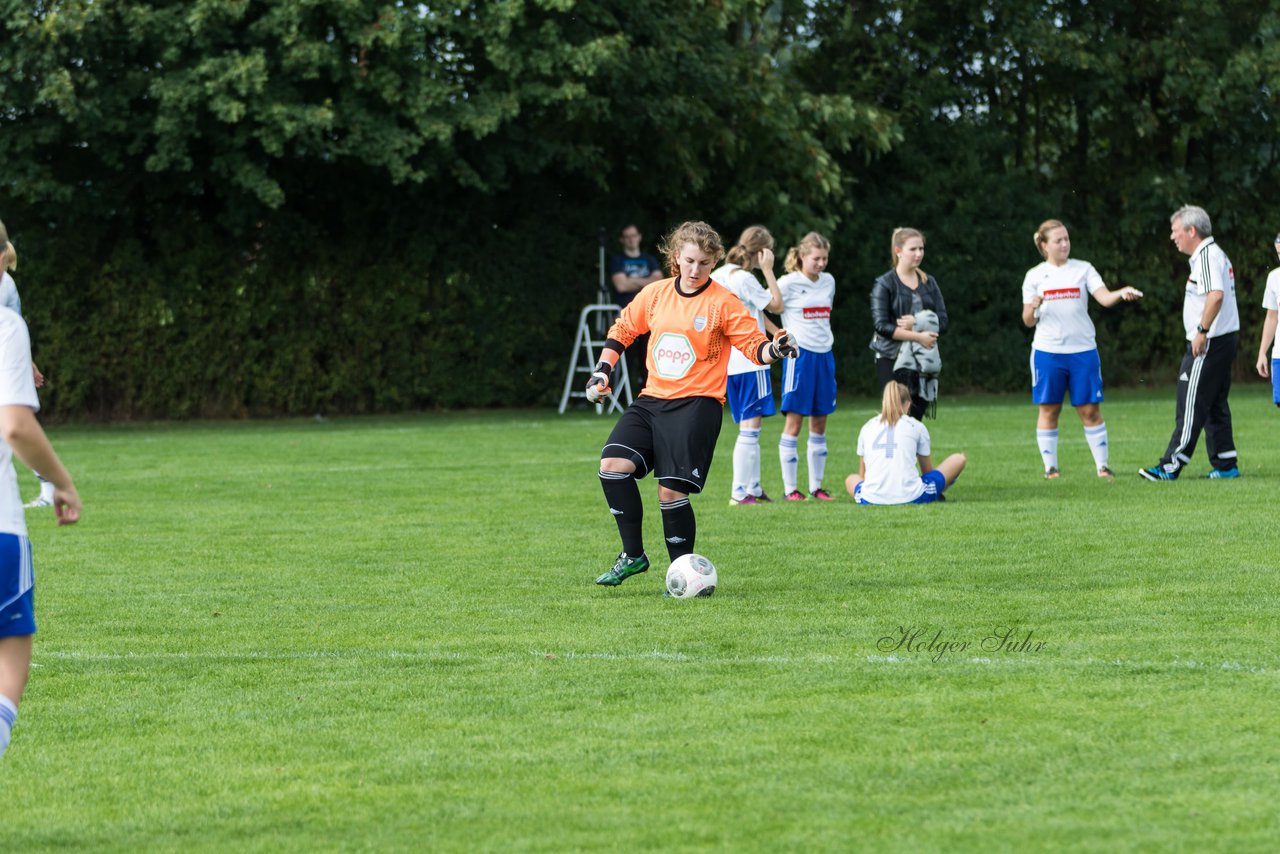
top-left (727, 370), bottom-right (776, 423)
top-left (854, 469), bottom-right (947, 505)
top-left (1031, 349), bottom-right (1104, 407)
top-left (0, 535), bottom-right (35, 637)
top-left (780, 348), bottom-right (837, 416)
top-left (1272, 360), bottom-right (1280, 406)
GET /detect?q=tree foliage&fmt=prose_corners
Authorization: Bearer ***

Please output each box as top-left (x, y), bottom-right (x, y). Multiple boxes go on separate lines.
top-left (1, 0), bottom-right (1278, 416)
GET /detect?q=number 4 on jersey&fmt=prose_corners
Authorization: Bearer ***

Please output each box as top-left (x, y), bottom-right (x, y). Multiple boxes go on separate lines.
top-left (873, 426), bottom-right (897, 459)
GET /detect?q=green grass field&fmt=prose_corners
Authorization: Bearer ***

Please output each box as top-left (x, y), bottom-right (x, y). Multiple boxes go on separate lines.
top-left (3, 386), bottom-right (1278, 851)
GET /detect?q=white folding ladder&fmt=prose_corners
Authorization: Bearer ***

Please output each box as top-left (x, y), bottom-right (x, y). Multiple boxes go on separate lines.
top-left (558, 303), bottom-right (634, 414)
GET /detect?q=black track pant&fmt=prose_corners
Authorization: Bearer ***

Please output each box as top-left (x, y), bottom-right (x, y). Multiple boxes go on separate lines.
top-left (1160, 332), bottom-right (1238, 473)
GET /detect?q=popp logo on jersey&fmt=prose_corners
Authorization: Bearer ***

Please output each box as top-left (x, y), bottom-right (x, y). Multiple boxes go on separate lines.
top-left (651, 332), bottom-right (696, 379)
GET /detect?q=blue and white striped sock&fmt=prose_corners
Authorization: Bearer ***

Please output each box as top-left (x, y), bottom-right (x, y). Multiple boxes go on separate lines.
top-left (0, 693), bottom-right (17, 759)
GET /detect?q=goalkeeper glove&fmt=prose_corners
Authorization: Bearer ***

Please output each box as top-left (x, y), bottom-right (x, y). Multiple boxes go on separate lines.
top-left (770, 329), bottom-right (799, 359)
top-left (585, 361), bottom-right (613, 403)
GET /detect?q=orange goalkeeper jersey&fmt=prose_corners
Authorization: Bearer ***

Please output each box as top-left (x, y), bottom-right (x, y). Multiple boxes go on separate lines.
top-left (609, 277), bottom-right (773, 404)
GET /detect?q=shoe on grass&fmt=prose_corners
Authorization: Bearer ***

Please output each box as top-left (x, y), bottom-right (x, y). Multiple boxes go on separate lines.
top-left (810, 488), bottom-right (835, 500)
top-left (1044, 467), bottom-right (1060, 480)
top-left (1203, 467), bottom-right (1240, 479)
top-left (1097, 466), bottom-right (1115, 479)
top-left (729, 494), bottom-right (759, 506)
top-left (754, 491), bottom-right (773, 503)
top-left (23, 495), bottom-right (53, 509)
top-left (784, 490), bottom-right (806, 501)
top-left (595, 552), bottom-right (649, 586)
top-left (1138, 466), bottom-right (1178, 482)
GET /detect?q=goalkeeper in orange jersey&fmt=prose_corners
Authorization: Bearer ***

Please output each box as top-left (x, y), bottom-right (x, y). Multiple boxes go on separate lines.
top-left (586, 221), bottom-right (798, 590)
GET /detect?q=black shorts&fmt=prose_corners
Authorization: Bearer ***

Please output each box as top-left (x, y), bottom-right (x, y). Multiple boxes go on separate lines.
top-left (601, 396), bottom-right (724, 494)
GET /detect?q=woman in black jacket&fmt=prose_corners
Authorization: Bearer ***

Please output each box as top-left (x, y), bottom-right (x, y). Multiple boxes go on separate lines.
top-left (869, 227), bottom-right (948, 419)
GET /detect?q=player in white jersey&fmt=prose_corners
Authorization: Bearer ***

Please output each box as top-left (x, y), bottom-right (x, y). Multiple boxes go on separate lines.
top-left (0, 225), bottom-right (54, 508)
top-left (711, 226), bottom-right (784, 505)
top-left (1254, 233), bottom-right (1280, 407)
top-left (1140, 206), bottom-right (1241, 481)
top-left (1022, 220), bottom-right (1143, 480)
top-left (846, 381), bottom-right (966, 505)
top-left (0, 230), bottom-right (82, 759)
top-left (776, 232), bottom-right (837, 501)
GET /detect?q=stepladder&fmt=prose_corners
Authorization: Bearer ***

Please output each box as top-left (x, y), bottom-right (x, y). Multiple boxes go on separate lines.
top-left (559, 303), bottom-right (634, 414)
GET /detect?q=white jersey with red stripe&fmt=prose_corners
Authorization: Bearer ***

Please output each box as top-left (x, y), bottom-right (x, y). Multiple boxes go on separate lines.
top-left (1183, 237), bottom-right (1239, 340)
top-left (1021, 259), bottom-right (1105, 355)
top-left (777, 271), bottom-right (834, 353)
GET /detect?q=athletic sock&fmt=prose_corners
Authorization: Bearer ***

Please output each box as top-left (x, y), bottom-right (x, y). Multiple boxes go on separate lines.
top-left (1036, 428), bottom-right (1059, 471)
top-left (779, 435), bottom-right (800, 494)
top-left (807, 433), bottom-right (828, 492)
top-left (659, 497), bottom-right (695, 562)
top-left (1084, 422), bottom-right (1109, 469)
top-left (732, 428), bottom-right (761, 501)
top-left (599, 470), bottom-right (645, 557)
top-left (0, 693), bottom-right (16, 759)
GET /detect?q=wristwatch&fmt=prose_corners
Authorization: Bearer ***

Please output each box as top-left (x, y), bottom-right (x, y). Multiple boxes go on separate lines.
top-left (1196, 324), bottom-right (1209, 335)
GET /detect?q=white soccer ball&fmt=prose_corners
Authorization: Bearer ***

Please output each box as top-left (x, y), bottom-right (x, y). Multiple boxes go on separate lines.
top-left (665, 553), bottom-right (718, 599)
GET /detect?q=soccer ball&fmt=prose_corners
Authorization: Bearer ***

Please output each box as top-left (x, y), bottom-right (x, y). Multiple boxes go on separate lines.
top-left (665, 553), bottom-right (717, 598)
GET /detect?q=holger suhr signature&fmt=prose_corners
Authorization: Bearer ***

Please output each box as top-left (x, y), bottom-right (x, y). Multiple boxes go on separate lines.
top-left (877, 626), bottom-right (1048, 662)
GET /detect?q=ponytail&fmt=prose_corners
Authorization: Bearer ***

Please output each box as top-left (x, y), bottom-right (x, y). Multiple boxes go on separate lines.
top-left (880, 381), bottom-right (912, 427)
top-left (784, 231), bottom-right (831, 273)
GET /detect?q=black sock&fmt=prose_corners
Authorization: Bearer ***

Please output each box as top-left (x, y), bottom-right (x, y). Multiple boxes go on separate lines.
top-left (659, 497), bottom-right (695, 562)
top-left (599, 470), bottom-right (645, 557)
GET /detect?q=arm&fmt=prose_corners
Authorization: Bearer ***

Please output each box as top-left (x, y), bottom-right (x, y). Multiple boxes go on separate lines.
top-left (1258, 309), bottom-right (1278, 378)
top-left (927, 277), bottom-right (949, 335)
top-left (1092, 285), bottom-right (1144, 308)
top-left (918, 453), bottom-right (934, 474)
top-left (1022, 298), bottom-right (1042, 328)
top-left (758, 249), bottom-right (784, 314)
top-left (0, 405), bottom-right (80, 525)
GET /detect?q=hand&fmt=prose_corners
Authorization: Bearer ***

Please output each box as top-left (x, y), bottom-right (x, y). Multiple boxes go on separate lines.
top-left (1191, 332), bottom-right (1207, 358)
top-left (757, 247), bottom-right (774, 270)
top-left (585, 371), bottom-right (611, 404)
top-left (1121, 286), bottom-right (1144, 301)
top-left (32, 363), bottom-right (44, 389)
top-left (53, 484), bottom-right (81, 526)
top-left (1258, 355), bottom-right (1271, 378)
top-left (917, 330), bottom-right (939, 349)
top-left (895, 315), bottom-right (915, 330)
top-left (771, 329), bottom-right (798, 358)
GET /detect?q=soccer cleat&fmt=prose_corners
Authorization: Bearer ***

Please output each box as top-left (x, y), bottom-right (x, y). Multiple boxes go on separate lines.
top-left (755, 491), bottom-right (773, 503)
top-left (1138, 466), bottom-right (1178, 482)
top-left (595, 552), bottom-right (650, 586)
top-left (1043, 467), bottom-right (1060, 480)
top-left (1203, 467), bottom-right (1240, 479)
top-left (1097, 466), bottom-right (1115, 479)
top-left (784, 490), bottom-right (807, 501)
top-left (810, 488), bottom-right (835, 501)
top-left (729, 494), bottom-right (759, 506)
top-left (23, 495), bottom-right (52, 509)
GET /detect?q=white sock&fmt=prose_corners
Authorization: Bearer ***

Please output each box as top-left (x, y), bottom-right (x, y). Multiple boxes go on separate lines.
top-left (1037, 429), bottom-right (1059, 471)
top-left (732, 428), bottom-right (760, 501)
top-left (807, 433), bottom-right (828, 492)
top-left (779, 435), bottom-right (799, 494)
top-left (0, 693), bottom-right (16, 759)
top-left (40, 479), bottom-right (54, 501)
top-left (1084, 422), bottom-right (1109, 469)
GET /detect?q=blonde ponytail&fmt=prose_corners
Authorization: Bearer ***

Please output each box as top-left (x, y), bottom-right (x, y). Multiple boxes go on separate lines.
top-left (881, 381), bottom-right (912, 427)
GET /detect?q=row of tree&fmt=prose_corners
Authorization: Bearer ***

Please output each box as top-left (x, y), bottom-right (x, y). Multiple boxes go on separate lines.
top-left (2, 0), bottom-right (1278, 417)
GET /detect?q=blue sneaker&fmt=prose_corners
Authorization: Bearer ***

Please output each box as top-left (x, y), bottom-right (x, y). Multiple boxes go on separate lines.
top-left (1138, 466), bottom-right (1178, 482)
top-left (1204, 467), bottom-right (1240, 479)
